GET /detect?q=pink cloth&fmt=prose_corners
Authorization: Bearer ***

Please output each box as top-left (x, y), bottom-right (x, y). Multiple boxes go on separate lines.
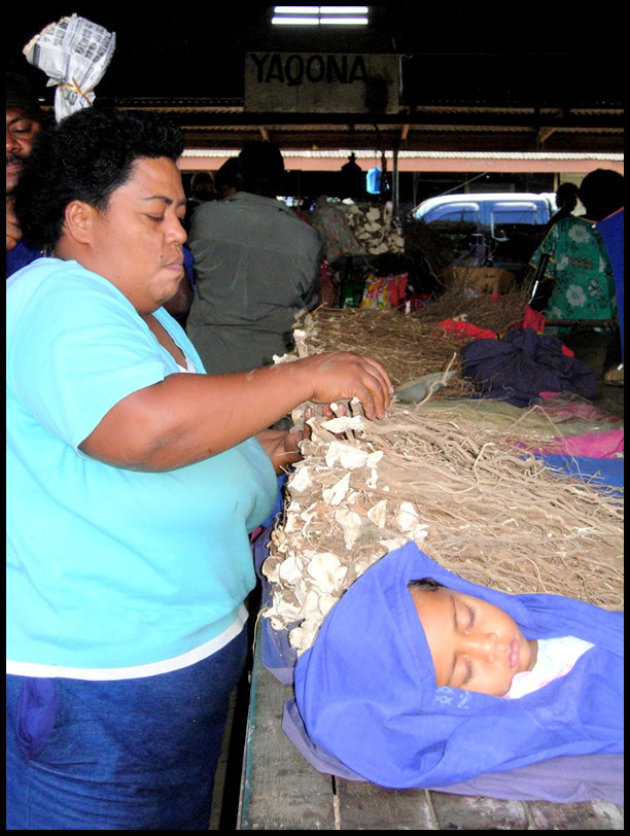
top-left (533, 429), bottom-right (624, 458)
top-left (538, 392), bottom-right (623, 424)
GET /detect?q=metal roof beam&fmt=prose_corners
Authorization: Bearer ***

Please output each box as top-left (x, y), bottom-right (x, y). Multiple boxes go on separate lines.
top-left (168, 110), bottom-right (624, 131)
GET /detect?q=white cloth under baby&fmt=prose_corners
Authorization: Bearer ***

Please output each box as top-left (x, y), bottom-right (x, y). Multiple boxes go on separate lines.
top-left (505, 635), bottom-right (594, 699)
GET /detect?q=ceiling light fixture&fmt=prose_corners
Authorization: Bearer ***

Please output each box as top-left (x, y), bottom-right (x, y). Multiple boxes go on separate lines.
top-left (272, 6), bottom-right (369, 26)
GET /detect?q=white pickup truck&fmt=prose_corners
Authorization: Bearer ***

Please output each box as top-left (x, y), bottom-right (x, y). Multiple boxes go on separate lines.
top-left (411, 192), bottom-right (558, 279)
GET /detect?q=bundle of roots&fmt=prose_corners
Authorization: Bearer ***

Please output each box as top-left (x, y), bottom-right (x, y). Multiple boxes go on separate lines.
top-left (264, 316), bottom-right (623, 655)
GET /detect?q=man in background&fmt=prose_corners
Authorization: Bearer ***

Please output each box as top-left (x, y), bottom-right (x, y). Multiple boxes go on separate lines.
top-left (6, 72), bottom-right (47, 277)
top-left (186, 141), bottom-right (321, 375)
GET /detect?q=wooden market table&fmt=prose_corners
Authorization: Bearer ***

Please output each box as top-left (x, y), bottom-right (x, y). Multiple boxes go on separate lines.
top-left (236, 620), bottom-right (624, 830)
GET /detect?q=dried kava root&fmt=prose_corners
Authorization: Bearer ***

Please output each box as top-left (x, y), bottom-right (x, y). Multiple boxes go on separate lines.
top-left (296, 306), bottom-right (476, 395)
top-left (262, 399), bottom-right (623, 656)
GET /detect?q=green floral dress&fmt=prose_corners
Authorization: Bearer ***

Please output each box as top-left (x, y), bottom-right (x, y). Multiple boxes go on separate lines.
top-left (529, 215), bottom-right (617, 325)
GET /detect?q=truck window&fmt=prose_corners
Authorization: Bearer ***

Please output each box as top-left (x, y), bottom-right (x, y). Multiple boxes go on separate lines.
top-left (491, 201), bottom-right (547, 241)
top-left (425, 202), bottom-right (479, 224)
top-left (492, 202), bottom-right (545, 225)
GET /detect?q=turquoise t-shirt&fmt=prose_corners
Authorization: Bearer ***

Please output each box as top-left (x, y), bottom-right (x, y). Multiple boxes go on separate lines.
top-left (6, 258), bottom-right (277, 669)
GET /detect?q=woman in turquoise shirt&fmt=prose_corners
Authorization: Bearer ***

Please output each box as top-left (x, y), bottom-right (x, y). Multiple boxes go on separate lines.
top-left (6, 107), bottom-right (393, 830)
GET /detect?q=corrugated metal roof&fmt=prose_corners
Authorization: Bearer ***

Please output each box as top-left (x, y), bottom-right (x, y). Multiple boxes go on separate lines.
top-left (183, 148), bottom-right (623, 161)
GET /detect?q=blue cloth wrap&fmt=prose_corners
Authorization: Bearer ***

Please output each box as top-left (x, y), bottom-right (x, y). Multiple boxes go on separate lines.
top-left (293, 543), bottom-right (623, 790)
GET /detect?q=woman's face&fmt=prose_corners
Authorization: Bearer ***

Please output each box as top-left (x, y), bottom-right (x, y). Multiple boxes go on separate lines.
top-left (77, 156), bottom-right (188, 314)
top-left (409, 586), bottom-right (538, 696)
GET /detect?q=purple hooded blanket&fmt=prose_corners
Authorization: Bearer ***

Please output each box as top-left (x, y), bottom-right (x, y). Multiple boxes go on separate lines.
top-left (260, 543), bottom-right (623, 803)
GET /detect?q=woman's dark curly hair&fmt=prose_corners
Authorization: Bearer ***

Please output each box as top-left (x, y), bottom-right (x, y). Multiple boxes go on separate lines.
top-left (14, 107), bottom-right (185, 251)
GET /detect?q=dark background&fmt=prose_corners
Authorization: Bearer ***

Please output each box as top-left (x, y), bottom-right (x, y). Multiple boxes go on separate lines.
top-left (6, 6), bottom-right (623, 207)
top-left (6, 6), bottom-right (624, 108)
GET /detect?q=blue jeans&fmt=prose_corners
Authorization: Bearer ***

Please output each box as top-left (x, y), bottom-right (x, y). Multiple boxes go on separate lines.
top-left (6, 626), bottom-right (247, 830)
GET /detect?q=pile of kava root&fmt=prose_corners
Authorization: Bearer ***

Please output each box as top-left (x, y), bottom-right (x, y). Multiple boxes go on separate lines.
top-left (262, 395), bottom-right (624, 656)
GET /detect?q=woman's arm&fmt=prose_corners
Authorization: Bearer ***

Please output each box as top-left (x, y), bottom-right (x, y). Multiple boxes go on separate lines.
top-left (256, 424), bottom-right (308, 475)
top-left (79, 352), bottom-right (392, 471)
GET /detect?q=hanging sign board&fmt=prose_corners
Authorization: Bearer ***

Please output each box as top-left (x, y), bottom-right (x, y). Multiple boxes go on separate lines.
top-left (244, 52), bottom-right (400, 114)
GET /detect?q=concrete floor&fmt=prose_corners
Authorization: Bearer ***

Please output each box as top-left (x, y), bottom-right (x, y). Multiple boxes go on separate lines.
top-left (209, 688), bottom-right (240, 830)
top-left (592, 384), bottom-right (624, 419)
top-left (563, 328), bottom-right (624, 419)
top-left (209, 597), bottom-right (260, 830)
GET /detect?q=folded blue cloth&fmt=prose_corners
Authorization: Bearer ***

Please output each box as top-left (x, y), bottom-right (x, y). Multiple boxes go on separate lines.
top-left (461, 327), bottom-right (598, 406)
top-left (540, 453), bottom-right (624, 491)
top-left (281, 696), bottom-right (624, 805)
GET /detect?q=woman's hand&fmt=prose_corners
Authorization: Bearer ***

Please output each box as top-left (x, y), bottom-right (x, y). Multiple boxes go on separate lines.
top-left (257, 411), bottom-right (312, 474)
top-left (300, 352), bottom-right (394, 420)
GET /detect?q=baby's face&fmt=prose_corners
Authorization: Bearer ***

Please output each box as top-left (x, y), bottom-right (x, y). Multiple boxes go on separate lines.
top-left (409, 586), bottom-right (538, 696)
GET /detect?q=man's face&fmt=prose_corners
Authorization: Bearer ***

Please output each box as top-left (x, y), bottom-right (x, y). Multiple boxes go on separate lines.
top-left (6, 106), bottom-right (41, 195)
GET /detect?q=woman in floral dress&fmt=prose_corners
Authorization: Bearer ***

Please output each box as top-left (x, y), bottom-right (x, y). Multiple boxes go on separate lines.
top-left (528, 169), bottom-right (623, 373)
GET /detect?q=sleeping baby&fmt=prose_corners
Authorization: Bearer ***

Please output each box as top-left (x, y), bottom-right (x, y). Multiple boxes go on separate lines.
top-left (293, 542), bottom-right (623, 789)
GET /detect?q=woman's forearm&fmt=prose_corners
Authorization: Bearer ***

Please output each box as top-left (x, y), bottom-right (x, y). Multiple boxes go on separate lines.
top-left (79, 353), bottom-right (392, 471)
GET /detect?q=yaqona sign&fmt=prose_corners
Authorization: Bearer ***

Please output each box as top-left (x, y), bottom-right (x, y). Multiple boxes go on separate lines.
top-left (245, 52), bottom-right (400, 114)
